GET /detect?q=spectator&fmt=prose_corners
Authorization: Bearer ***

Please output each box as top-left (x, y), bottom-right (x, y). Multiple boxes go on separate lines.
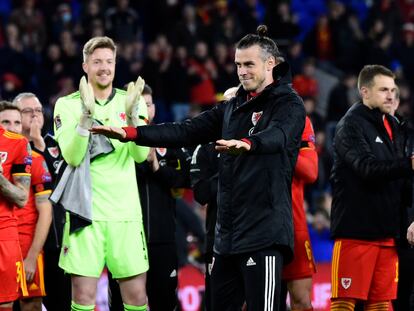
top-left (169, 4), bottom-right (207, 50)
top-left (264, 0), bottom-right (300, 45)
top-left (9, 0), bottom-right (46, 52)
top-left (213, 42), bottom-right (238, 95)
top-left (293, 58), bottom-right (318, 98)
top-left (105, 0), bottom-right (141, 43)
top-left (187, 40), bottom-right (217, 109)
top-left (326, 73), bottom-right (357, 123)
top-left (164, 45), bottom-right (191, 121)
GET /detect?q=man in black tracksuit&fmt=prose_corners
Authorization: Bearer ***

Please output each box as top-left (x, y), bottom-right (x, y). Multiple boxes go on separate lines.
top-left (329, 65), bottom-right (414, 311)
top-left (136, 144), bottom-right (191, 311)
top-left (92, 25), bottom-right (306, 311)
top-left (191, 142), bottom-right (219, 311)
top-left (108, 85), bottom-right (191, 311)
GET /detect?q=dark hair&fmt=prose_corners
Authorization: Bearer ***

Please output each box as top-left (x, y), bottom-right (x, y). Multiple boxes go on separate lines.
top-left (357, 65), bottom-right (395, 89)
top-left (122, 83), bottom-right (153, 97)
top-left (0, 100), bottom-right (20, 113)
top-left (395, 85), bottom-right (400, 100)
top-left (236, 25), bottom-right (281, 61)
top-left (142, 84), bottom-right (153, 96)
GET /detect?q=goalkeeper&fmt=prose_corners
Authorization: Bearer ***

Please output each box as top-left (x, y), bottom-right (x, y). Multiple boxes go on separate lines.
top-left (53, 36), bottom-right (149, 311)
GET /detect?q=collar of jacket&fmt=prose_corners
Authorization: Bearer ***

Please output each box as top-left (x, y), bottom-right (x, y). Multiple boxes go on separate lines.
top-left (349, 101), bottom-right (387, 123)
top-left (350, 101), bottom-right (401, 145)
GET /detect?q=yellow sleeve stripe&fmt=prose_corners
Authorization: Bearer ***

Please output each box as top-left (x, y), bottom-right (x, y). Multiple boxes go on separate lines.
top-left (3, 131), bottom-right (25, 139)
top-left (34, 190), bottom-right (52, 196)
top-left (12, 173), bottom-right (31, 177)
top-left (32, 151), bottom-right (41, 158)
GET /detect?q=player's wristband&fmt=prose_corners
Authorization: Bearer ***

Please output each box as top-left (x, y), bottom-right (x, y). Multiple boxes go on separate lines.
top-left (121, 127), bottom-right (138, 142)
top-left (241, 138), bottom-right (252, 146)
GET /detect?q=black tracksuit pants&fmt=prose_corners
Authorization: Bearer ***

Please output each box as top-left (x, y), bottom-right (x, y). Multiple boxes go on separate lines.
top-left (211, 247), bottom-right (283, 311)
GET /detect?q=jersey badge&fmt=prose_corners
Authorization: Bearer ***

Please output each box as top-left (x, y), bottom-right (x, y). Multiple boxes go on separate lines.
top-left (47, 147), bottom-right (60, 158)
top-left (156, 148), bottom-right (167, 157)
top-left (341, 277), bottom-right (352, 289)
top-left (251, 111), bottom-right (263, 126)
top-left (0, 152), bottom-right (8, 163)
top-left (119, 112), bottom-right (127, 123)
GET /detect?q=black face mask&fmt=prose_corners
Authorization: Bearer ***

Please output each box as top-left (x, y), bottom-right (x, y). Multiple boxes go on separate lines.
top-left (194, 55), bottom-right (207, 63)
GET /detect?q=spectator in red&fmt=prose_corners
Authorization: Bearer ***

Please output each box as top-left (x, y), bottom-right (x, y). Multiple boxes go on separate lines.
top-left (293, 58), bottom-right (318, 98)
top-left (188, 40), bottom-right (217, 109)
top-left (304, 14), bottom-right (335, 61)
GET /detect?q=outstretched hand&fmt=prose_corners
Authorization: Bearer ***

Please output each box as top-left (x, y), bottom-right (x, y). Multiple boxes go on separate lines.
top-left (215, 139), bottom-right (250, 155)
top-left (125, 76), bottom-right (145, 126)
top-left (79, 76), bottom-right (95, 129)
top-left (90, 125), bottom-right (126, 140)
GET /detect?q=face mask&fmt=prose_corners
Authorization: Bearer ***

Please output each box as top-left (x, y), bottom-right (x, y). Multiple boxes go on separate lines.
top-left (62, 12), bottom-right (71, 23)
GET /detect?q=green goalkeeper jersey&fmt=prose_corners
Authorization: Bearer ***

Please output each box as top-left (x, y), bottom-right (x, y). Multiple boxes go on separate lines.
top-left (54, 88), bottom-right (149, 221)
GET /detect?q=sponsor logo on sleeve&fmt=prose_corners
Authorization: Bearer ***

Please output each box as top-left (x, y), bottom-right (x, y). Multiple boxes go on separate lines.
top-left (54, 115), bottom-right (62, 129)
top-left (42, 173), bottom-right (52, 183)
top-left (308, 134), bottom-right (316, 143)
top-left (24, 156), bottom-right (32, 165)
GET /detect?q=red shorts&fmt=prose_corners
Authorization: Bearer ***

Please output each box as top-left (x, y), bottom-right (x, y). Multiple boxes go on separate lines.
top-left (18, 235), bottom-right (46, 298)
top-left (282, 230), bottom-right (316, 280)
top-left (0, 227), bottom-right (27, 303)
top-left (331, 239), bottom-right (398, 301)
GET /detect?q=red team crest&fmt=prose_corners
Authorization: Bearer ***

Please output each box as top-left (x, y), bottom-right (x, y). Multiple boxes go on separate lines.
top-left (156, 148), bottom-right (167, 157)
top-left (0, 151), bottom-right (8, 163)
top-left (341, 277), bottom-right (352, 289)
top-left (251, 111), bottom-right (263, 126)
top-left (119, 112), bottom-right (127, 122)
top-left (47, 147), bottom-right (60, 158)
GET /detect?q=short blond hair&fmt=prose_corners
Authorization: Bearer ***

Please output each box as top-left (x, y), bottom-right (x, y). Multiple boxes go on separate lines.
top-left (82, 36), bottom-right (116, 62)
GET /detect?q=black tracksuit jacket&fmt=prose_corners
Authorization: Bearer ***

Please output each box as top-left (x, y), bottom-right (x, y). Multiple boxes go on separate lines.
top-left (330, 102), bottom-right (413, 240)
top-left (132, 63), bottom-right (305, 261)
top-left (191, 142), bottom-right (219, 255)
top-left (136, 147), bottom-right (191, 244)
